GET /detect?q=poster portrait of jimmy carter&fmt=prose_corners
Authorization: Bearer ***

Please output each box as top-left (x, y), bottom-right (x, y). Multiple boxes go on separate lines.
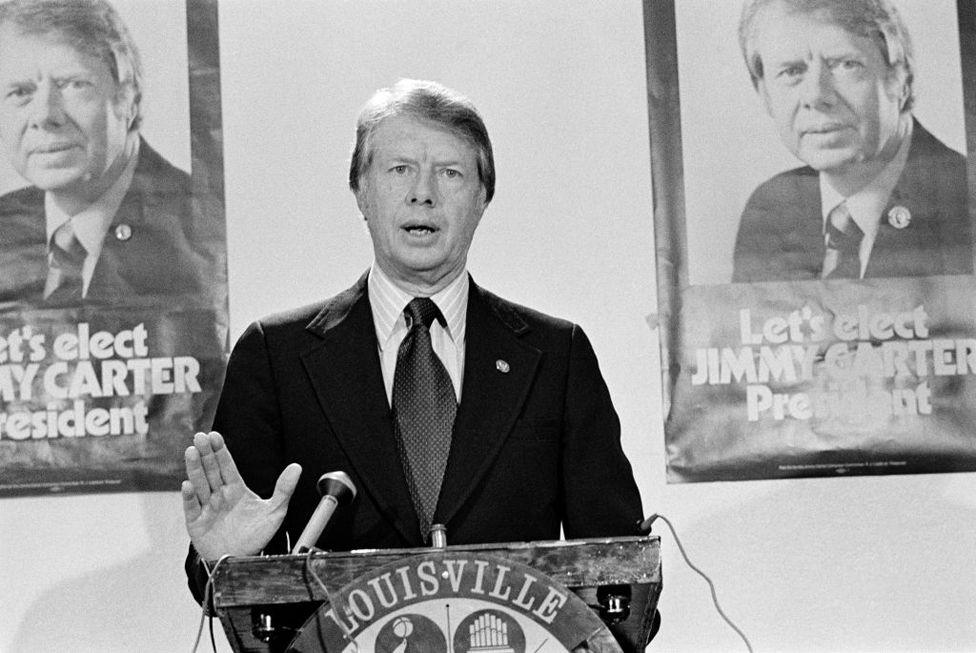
top-left (0, 0), bottom-right (218, 308)
top-left (731, 0), bottom-right (972, 283)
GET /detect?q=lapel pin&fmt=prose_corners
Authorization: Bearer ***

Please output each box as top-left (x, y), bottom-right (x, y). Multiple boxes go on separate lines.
top-left (495, 359), bottom-right (510, 373)
top-left (887, 206), bottom-right (911, 229)
top-left (114, 224), bottom-right (132, 241)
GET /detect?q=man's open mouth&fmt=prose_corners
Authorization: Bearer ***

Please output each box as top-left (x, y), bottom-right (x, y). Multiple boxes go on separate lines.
top-left (404, 224), bottom-right (438, 235)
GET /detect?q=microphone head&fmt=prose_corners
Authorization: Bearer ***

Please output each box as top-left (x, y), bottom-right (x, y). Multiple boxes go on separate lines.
top-left (317, 471), bottom-right (357, 505)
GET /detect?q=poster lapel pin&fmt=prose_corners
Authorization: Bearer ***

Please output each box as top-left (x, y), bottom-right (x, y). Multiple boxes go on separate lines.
top-left (114, 224), bottom-right (133, 241)
top-left (887, 206), bottom-right (911, 229)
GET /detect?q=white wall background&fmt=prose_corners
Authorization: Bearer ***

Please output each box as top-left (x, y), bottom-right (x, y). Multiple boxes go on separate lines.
top-left (1, 1), bottom-right (975, 651)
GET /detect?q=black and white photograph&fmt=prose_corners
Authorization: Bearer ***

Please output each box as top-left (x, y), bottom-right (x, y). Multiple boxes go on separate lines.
top-left (671, 0), bottom-right (969, 286)
top-left (0, 0), bottom-right (227, 497)
top-left (1, 1), bottom-right (975, 652)
top-left (0, 0), bottom-right (222, 307)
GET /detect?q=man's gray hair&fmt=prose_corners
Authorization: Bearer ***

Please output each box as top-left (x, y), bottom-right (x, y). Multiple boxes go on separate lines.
top-left (739, 0), bottom-right (915, 110)
top-left (0, 0), bottom-right (143, 130)
top-left (348, 79), bottom-right (495, 204)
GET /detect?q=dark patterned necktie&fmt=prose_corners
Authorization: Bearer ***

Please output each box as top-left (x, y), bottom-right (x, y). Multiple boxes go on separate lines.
top-left (44, 220), bottom-right (86, 302)
top-left (821, 202), bottom-right (863, 279)
top-left (392, 297), bottom-right (457, 540)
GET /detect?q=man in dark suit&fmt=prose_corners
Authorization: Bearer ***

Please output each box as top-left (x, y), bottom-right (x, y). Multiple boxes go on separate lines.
top-left (0, 0), bottom-right (221, 308)
top-left (732, 0), bottom-right (971, 283)
top-left (181, 80), bottom-right (643, 599)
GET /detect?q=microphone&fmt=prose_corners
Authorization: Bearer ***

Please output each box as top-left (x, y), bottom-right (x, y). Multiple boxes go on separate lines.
top-left (291, 471), bottom-right (357, 554)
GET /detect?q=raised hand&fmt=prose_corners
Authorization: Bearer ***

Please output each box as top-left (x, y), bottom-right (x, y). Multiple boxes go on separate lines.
top-left (181, 431), bottom-right (302, 559)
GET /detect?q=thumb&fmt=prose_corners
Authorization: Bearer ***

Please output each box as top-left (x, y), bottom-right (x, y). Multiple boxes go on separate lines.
top-left (269, 463), bottom-right (302, 509)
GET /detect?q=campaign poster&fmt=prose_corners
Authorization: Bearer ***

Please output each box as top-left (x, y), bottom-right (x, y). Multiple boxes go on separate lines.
top-left (0, 0), bottom-right (227, 495)
top-left (645, 0), bottom-right (976, 481)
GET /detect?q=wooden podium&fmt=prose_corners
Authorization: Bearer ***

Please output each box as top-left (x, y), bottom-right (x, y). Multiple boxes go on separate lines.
top-left (210, 535), bottom-right (661, 652)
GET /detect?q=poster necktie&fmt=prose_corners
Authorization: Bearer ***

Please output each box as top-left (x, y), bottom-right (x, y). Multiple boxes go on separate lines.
top-left (821, 202), bottom-right (863, 279)
top-left (392, 297), bottom-right (457, 540)
top-left (44, 220), bottom-right (87, 302)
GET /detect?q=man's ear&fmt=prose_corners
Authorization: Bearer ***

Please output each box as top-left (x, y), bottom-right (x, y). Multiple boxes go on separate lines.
top-left (896, 70), bottom-right (911, 112)
top-left (758, 79), bottom-right (775, 118)
top-left (116, 85), bottom-right (139, 131)
top-left (353, 184), bottom-right (370, 220)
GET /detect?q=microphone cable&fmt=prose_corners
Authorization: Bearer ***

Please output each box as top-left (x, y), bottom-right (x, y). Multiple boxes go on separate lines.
top-left (191, 554), bottom-right (231, 653)
top-left (643, 513), bottom-right (754, 653)
top-left (304, 546), bottom-right (360, 652)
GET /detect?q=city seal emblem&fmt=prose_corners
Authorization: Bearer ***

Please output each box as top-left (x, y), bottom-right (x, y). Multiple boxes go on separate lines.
top-left (287, 550), bottom-right (622, 652)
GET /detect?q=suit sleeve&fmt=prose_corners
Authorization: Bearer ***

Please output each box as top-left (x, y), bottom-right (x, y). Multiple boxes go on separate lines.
top-left (560, 324), bottom-right (644, 538)
top-left (732, 191), bottom-right (765, 283)
top-left (184, 320), bottom-right (289, 604)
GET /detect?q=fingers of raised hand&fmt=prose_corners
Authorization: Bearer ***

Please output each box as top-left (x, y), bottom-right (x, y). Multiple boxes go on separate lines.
top-left (184, 431), bottom-right (225, 505)
top-left (210, 431), bottom-right (244, 487)
top-left (180, 479), bottom-right (202, 524)
top-left (270, 463), bottom-right (303, 510)
top-left (195, 431), bottom-right (225, 491)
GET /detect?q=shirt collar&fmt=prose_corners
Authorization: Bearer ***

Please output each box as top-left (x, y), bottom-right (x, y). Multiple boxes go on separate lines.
top-left (45, 137), bottom-right (140, 259)
top-left (367, 263), bottom-right (469, 351)
top-left (820, 115), bottom-right (913, 239)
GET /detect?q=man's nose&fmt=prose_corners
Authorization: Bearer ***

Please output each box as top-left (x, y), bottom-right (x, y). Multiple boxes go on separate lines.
top-left (28, 82), bottom-right (66, 128)
top-left (799, 62), bottom-right (836, 108)
top-left (408, 169), bottom-right (437, 206)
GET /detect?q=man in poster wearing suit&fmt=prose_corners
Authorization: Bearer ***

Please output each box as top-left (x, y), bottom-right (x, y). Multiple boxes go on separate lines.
top-left (0, 0), bottom-right (218, 307)
top-left (181, 80), bottom-right (643, 602)
top-left (732, 0), bottom-right (971, 282)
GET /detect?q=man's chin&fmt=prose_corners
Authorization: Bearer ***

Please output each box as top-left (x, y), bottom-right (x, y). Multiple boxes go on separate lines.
top-left (798, 150), bottom-right (861, 175)
top-left (21, 169), bottom-right (89, 193)
top-left (388, 256), bottom-right (466, 291)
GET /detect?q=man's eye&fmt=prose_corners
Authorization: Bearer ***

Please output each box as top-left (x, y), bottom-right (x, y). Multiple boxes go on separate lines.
top-left (442, 169), bottom-right (461, 179)
top-left (778, 65), bottom-right (804, 79)
top-left (834, 59), bottom-right (863, 72)
top-left (390, 165), bottom-right (408, 174)
top-left (4, 86), bottom-right (31, 103)
top-left (58, 79), bottom-right (92, 92)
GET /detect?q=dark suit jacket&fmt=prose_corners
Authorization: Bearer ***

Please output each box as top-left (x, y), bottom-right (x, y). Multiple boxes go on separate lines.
top-left (0, 139), bottom-right (224, 308)
top-left (185, 273), bottom-right (643, 601)
top-left (732, 120), bottom-right (972, 282)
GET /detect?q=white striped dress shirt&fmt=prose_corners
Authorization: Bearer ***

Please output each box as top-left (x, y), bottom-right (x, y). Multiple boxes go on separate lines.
top-left (367, 264), bottom-right (468, 405)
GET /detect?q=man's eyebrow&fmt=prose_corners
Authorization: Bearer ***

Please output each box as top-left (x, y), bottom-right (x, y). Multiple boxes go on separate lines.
top-left (822, 48), bottom-right (866, 60)
top-left (0, 79), bottom-right (32, 91)
top-left (763, 48), bottom-right (805, 62)
top-left (385, 154), bottom-right (418, 164)
top-left (434, 158), bottom-right (467, 168)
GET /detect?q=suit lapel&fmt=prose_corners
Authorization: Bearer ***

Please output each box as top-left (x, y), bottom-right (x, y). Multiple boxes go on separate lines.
top-left (87, 139), bottom-right (189, 300)
top-left (435, 280), bottom-right (542, 527)
top-left (863, 121), bottom-right (938, 278)
top-left (797, 172), bottom-right (827, 277)
top-left (0, 190), bottom-right (47, 304)
top-left (867, 183), bottom-right (921, 276)
top-left (88, 183), bottom-right (145, 298)
top-left (300, 276), bottom-right (421, 544)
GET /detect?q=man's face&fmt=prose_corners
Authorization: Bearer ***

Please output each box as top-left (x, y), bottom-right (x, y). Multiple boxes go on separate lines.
top-left (0, 26), bottom-right (133, 203)
top-left (753, 5), bottom-right (908, 177)
top-left (355, 114), bottom-right (487, 293)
